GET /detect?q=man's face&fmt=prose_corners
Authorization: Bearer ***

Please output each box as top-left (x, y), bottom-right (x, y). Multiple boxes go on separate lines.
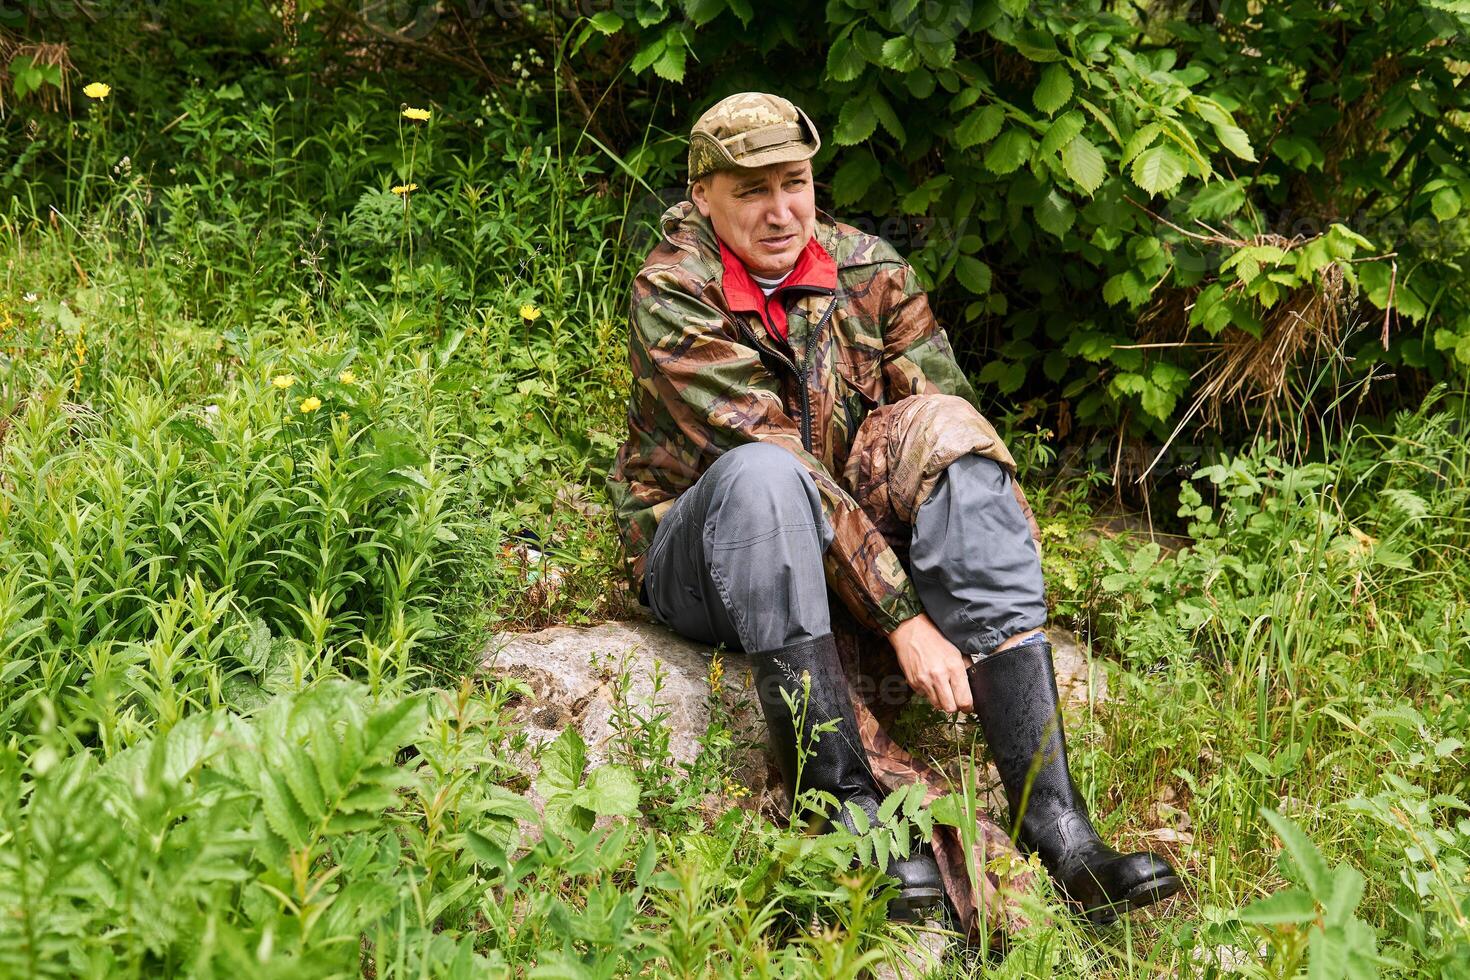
top-left (691, 160), bottom-right (816, 278)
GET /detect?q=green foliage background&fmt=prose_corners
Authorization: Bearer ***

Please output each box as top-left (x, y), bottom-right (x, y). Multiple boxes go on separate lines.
top-left (602, 0), bottom-right (1470, 440)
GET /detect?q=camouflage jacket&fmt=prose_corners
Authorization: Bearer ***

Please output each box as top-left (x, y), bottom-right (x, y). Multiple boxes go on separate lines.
top-left (607, 200), bottom-right (994, 635)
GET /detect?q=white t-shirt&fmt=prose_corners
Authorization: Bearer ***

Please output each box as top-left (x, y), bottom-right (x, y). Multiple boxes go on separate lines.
top-left (751, 270), bottom-right (792, 296)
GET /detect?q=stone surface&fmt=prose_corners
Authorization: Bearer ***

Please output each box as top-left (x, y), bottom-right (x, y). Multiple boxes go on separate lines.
top-left (1051, 626), bottom-right (1110, 705)
top-left (480, 618), bottom-right (1105, 819)
top-left (482, 617), bottom-right (762, 770)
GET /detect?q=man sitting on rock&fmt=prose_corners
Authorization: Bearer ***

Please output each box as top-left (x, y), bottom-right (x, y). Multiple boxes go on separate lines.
top-left (607, 92), bottom-right (1180, 929)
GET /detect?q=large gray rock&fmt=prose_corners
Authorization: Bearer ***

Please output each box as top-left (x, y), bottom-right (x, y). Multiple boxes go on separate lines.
top-left (482, 618), bottom-right (762, 770)
top-left (480, 619), bottom-right (1105, 814)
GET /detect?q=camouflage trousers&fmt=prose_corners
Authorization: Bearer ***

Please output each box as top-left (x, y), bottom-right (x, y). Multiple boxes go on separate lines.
top-left (639, 393), bottom-right (1046, 946)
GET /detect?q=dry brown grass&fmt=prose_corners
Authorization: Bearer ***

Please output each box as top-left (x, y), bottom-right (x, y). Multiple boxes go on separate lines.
top-left (1126, 204), bottom-right (1379, 481)
top-left (0, 35), bottom-right (73, 115)
top-left (1140, 235), bottom-right (1350, 430)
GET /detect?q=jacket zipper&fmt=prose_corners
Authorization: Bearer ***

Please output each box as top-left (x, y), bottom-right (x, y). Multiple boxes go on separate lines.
top-left (738, 292), bottom-right (838, 454)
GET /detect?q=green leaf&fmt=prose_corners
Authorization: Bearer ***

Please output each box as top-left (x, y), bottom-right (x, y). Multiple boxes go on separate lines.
top-left (1188, 179), bottom-right (1246, 220)
top-left (581, 764), bottom-right (641, 817)
top-left (955, 256), bottom-right (992, 295)
top-left (1131, 145), bottom-right (1188, 195)
top-left (983, 129), bottom-right (1032, 175)
top-left (1061, 136), bottom-right (1106, 195)
top-left (1308, 925), bottom-right (1350, 980)
top-left (1262, 808), bottom-right (1332, 897)
top-left (587, 11), bottom-right (622, 33)
top-left (1275, 135), bottom-right (1325, 171)
top-left (900, 173), bottom-right (951, 214)
top-left (1037, 349), bottom-right (1066, 382)
top-left (1323, 863), bottom-right (1366, 927)
top-left (466, 830), bottom-right (510, 876)
top-left (361, 694), bottom-right (427, 763)
top-left (1036, 189), bottom-right (1075, 239)
top-left (1033, 64), bottom-right (1074, 115)
top-left (1077, 97), bottom-right (1121, 144)
top-left (871, 93), bottom-right (906, 142)
top-left (880, 36), bottom-right (919, 73)
top-left (914, 36), bottom-right (955, 69)
top-left (13, 60), bottom-right (41, 99)
top-left (928, 792), bottom-right (965, 826)
top-left (1122, 122), bottom-right (1163, 164)
top-left (1139, 379), bottom-right (1176, 420)
top-left (535, 728), bottom-right (588, 797)
top-left (629, 37), bottom-right (665, 75)
top-left (1432, 187), bottom-right (1461, 221)
top-left (832, 154), bottom-right (882, 206)
top-left (683, 0), bottom-right (725, 26)
top-left (1214, 123), bottom-right (1257, 162)
top-left (1238, 886), bottom-right (1317, 924)
top-left (827, 36), bottom-right (867, 83)
top-left (954, 104), bottom-right (1004, 150)
top-left (999, 360), bottom-right (1026, 393)
top-left (651, 33), bottom-right (687, 82)
top-left (876, 832), bottom-right (897, 871)
top-left (1039, 110), bottom-right (1086, 157)
top-left (260, 771), bottom-right (311, 848)
top-left (835, 98), bottom-right (878, 145)
top-left (543, 795), bottom-right (595, 836)
top-left (283, 749), bottom-right (328, 823)
top-left (236, 616), bottom-right (273, 672)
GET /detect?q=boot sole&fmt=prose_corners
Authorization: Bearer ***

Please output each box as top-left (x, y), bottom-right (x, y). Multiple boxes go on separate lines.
top-left (1083, 873), bottom-right (1182, 926)
top-left (888, 886), bottom-right (945, 922)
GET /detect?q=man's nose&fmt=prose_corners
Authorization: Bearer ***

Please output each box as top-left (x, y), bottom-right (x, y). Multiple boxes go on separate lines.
top-left (766, 192), bottom-right (794, 228)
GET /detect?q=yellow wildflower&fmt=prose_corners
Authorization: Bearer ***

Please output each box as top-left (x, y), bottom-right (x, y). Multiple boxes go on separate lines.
top-left (299, 396), bottom-right (322, 413)
top-left (402, 106), bottom-right (431, 121)
top-left (391, 183), bottom-right (418, 195)
top-left (83, 82), bottom-right (111, 100)
top-left (338, 412), bottom-right (349, 422)
top-left (272, 374), bottom-right (297, 389)
top-left (519, 304), bottom-right (541, 321)
top-left (338, 369), bottom-right (356, 385)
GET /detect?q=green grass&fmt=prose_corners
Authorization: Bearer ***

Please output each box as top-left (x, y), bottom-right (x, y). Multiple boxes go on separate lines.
top-left (0, 69), bottom-right (1465, 978)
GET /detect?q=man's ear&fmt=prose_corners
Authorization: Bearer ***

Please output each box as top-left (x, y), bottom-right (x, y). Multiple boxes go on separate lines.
top-left (690, 177), bottom-right (712, 218)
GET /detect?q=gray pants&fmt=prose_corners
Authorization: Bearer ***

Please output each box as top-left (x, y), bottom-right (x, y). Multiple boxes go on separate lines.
top-left (641, 443), bottom-right (1046, 657)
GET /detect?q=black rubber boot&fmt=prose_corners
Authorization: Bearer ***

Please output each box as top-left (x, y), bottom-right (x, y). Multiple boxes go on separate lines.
top-left (749, 634), bottom-right (944, 921)
top-left (967, 638), bottom-right (1181, 925)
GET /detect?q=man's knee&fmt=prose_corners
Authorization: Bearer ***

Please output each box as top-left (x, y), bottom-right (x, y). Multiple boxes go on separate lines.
top-left (944, 452), bottom-right (1011, 495)
top-left (706, 444), bottom-right (820, 516)
top-left (708, 442), bottom-right (806, 480)
top-left (848, 393), bottom-right (1017, 525)
top-left (699, 443), bottom-right (831, 561)
top-left (699, 444), bottom-right (833, 648)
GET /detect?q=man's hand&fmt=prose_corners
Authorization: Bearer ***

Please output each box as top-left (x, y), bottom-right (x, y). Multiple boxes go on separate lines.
top-left (887, 613), bottom-right (973, 714)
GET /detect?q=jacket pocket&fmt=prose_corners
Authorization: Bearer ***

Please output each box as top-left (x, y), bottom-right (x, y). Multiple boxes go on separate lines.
top-left (836, 342), bottom-right (881, 420)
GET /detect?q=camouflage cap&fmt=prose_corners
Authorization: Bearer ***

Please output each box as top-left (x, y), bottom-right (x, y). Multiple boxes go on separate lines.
top-left (687, 92), bottom-right (821, 184)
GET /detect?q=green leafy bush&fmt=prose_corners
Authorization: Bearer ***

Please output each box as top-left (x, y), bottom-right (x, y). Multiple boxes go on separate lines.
top-left (573, 0), bottom-right (1470, 438)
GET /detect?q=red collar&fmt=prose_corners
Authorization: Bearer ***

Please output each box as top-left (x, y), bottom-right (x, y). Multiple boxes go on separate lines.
top-left (718, 234), bottom-right (837, 343)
